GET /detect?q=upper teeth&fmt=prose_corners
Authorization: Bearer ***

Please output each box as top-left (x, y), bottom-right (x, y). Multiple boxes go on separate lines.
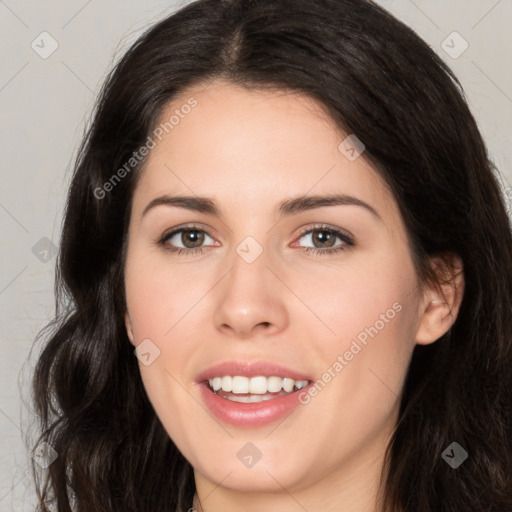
top-left (208, 375), bottom-right (309, 394)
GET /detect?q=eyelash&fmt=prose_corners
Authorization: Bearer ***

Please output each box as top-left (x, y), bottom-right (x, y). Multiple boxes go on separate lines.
top-left (157, 223), bottom-right (355, 257)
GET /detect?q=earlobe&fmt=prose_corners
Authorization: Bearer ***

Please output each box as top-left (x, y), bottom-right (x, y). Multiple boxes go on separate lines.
top-left (125, 312), bottom-right (135, 346)
top-left (415, 254), bottom-right (465, 346)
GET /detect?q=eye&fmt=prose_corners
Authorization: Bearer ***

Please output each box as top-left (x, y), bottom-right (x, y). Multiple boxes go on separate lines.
top-left (158, 224), bottom-right (217, 255)
top-left (157, 223), bottom-right (355, 257)
top-left (292, 224), bottom-right (355, 256)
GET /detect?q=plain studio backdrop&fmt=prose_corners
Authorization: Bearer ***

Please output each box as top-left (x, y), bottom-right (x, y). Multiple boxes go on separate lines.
top-left (0, 0), bottom-right (511, 509)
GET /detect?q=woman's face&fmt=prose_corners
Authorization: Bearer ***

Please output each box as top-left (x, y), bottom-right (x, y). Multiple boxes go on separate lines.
top-left (123, 80), bottom-right (436, 501)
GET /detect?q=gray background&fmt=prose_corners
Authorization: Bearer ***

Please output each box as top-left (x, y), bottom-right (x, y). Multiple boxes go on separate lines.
top-left (1, 0), bottom-right (511, 509)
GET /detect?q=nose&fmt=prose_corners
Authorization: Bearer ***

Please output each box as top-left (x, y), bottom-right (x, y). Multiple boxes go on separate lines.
top-left (213, 246), bottom-right (289, 339)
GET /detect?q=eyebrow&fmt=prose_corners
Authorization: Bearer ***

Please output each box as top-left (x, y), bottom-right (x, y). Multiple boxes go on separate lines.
top-left (141, 194), bottom-right (381, 221)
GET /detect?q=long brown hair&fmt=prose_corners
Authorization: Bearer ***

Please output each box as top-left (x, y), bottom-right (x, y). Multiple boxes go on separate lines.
top-left (30, 0), bottom-right (512, 510)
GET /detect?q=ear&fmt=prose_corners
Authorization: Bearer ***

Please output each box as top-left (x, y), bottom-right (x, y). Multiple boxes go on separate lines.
top-left (125, 311), bottom-right (136, 346)
top-left (415, 253), bottom-right (465, 345)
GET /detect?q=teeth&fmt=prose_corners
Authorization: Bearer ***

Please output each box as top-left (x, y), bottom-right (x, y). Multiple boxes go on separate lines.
top-left (221, 375), bottom-right (232, 392)
top-left (249, 376), bottom-right (267, 394)
top-left (211, 377), bottom-right (222, 391)
top-left (232, 376), bottom-right (249, 394)
top-left (282, 378), bottom-right (294, 393)
top-left (227, 394), bottom-right (275, 403)
top-left (267, 376), bottom-right (282, 392)
top-left (207, 375), bottom-right (309, 394)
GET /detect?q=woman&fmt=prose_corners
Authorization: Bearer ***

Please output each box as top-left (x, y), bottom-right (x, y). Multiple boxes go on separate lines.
top-left (30, 0), bottom-right (512, 510)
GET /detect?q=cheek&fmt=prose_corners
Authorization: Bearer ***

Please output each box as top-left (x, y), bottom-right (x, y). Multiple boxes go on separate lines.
top-left (123, 249), bottom-right (213, 425)
top-left (124, 249), bottom-right (207, 342)
top-left (292, 245), bottom-right (419, 420)
top-left (124, 254), bottom-right (205, 452)
top-left (290, 241), bottom-right (418, 353)
top-left (289, 276), bottom-right (418, 479)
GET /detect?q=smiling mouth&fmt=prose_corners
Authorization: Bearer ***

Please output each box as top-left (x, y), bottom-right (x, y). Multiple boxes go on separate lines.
top-left (206, 375), bottom-right (310, 403)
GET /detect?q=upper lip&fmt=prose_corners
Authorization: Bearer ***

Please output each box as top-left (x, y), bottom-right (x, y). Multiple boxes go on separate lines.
top-left (195, 361), bottom-right (313, 383)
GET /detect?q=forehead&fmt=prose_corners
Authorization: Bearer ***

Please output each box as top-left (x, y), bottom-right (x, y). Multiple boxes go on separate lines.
top-left (131, 80), bottom-right (396, 222)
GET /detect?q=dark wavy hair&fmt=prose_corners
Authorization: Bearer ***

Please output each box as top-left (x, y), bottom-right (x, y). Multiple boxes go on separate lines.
top-left (30, 0), bottom-right (512, 510)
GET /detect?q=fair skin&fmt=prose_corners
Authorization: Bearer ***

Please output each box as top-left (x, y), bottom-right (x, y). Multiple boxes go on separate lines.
top-left (123, 79), bottom-right (464, 512)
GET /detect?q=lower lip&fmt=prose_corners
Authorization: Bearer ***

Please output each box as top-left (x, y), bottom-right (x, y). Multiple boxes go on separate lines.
top-left (199, 383), bottom-right (308, 427)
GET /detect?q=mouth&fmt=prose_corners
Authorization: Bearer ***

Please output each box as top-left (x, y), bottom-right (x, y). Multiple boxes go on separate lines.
top-left (205, 375), bottom-right (310, 403)
top-left (196, 362), bottom-right (313, 427)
